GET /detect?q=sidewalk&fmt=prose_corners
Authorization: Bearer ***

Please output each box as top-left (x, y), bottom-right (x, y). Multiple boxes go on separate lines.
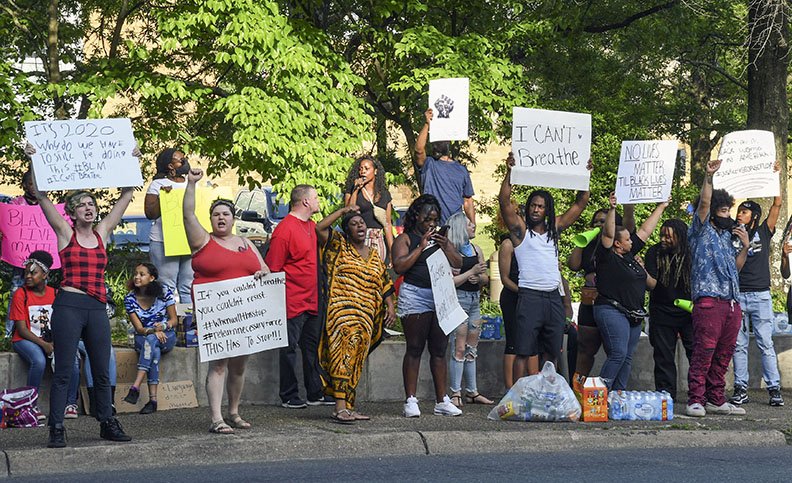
top-left (1, 389), bottom-right (790, 477)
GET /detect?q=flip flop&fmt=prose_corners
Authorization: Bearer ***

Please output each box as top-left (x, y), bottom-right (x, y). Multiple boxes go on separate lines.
top-left (331, 409), bottom-right (356, 425)
top-left (227, 413), bottom-right (251, 429)
top-left (209, 420), bottom-right (235, 434)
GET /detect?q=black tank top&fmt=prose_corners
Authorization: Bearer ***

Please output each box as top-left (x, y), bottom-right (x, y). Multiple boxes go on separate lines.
top-left (403, 231), bottom-right (440, 289)
top-left (457, 250), bottom-right (480, 293)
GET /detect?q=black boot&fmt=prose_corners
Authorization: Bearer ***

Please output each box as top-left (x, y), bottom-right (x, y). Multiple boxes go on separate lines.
top-left (87, 387), bottom-right (97, 417)
top-left (47, 424), bottom-right (67, 448)
top-left (111, 386), bottom-right (117, 415)
top-left (100, 417), bottom-right (131, 442)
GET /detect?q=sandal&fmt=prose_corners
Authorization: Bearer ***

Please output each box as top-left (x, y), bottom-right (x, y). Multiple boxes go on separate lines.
top-left (450, 391), bottom-right (464, 408)
top-left (331, 409), bottom-right (356, 425)
top-left (228, 413), bottom-right (252, 429)
top-left (209, 420), bottom-right (235, 434)
top-left (351, 411), bottom-right (370, 421)
top-left (465, 392), bottom-right (494, 405)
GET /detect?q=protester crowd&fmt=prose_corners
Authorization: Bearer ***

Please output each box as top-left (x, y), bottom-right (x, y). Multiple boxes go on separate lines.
top-left (3, 108), bottom-right (791, 449)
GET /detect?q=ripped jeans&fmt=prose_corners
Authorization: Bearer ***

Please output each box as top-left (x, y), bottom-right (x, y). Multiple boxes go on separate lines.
top-left (448, 290), bottom-right (482, 394)
top-left (133, 331), bottom-right (176, 384)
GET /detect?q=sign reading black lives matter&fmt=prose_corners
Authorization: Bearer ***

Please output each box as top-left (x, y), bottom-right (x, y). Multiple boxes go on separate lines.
top-left (510, 107), bottom-right (591, 191)
top-left (615, 140), bottom-right (677, 204)
top-left (714, 130), bottom-right (779, 198)
top-left (194, 273), bottom-right (287, 363)
top-left (24, 118), bottom-right (144, 190)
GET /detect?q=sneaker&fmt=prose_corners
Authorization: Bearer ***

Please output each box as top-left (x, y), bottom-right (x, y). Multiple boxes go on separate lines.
top-left (64, 404), bottom-right (79, 419)
top-left (139, 400), bottom-right (158, 414)
top-left (100, 417), bottom-right (132, 442)
top-left (34, 406), bottom-right (46, 422)
top-left (307, 395), bottom-right (335, 406)
top-left (281, 398), bottom-right (308, 409)
top-left (123, 386), bottom-right (140, 405)
top-left (685, 403), bottom-right (706, 417)
top-left (769, 387), bottom-right (785, 407)
top-left (47, 424), bottom-right (66, 448)
top-left (729, 385), bottom-right (749, 405)
top-left (403, 396), bottom-right (421, 418)
top-left (705, 401), bottom-right (746, 415)
top-left (434, 395), bottom-right (463, 416)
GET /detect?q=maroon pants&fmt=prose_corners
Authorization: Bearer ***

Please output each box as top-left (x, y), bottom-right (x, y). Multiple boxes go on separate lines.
top-left (687, 297), bottom-right (742, 406)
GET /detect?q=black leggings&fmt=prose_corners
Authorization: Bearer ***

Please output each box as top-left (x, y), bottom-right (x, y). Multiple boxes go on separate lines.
top-left (49, 291), bottom-right (113, 426)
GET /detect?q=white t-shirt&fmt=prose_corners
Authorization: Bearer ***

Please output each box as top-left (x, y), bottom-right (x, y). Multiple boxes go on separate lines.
top-left (514, 229), bottom-right (561, 291)
top-left (147, 177), bottom-right (188, 242)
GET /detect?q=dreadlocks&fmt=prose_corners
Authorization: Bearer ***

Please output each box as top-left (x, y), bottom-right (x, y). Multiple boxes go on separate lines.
top-left (656, 219), bottom-right (691, 292)
top-left (524, 190), bottom-right (558, 251)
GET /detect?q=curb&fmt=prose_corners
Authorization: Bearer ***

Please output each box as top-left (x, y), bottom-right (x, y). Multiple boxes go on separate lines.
top-left (3, 429), bottom-right (787, 477)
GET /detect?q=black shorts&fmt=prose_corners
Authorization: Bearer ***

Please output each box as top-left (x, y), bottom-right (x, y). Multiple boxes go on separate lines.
top-left (500, 288), bottom-right (519, 355)
top-left (514, 287), bottom-right (564, 358)
top-left (577, 303), bottom-right (596, 327)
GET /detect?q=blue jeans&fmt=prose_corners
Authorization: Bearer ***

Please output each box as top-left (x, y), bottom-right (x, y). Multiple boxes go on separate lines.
top-left (133, 331), bottom-right (176, 384)
top-left (594, 304), bottom-right (642, 391)
top-left (149, 240), bottom-right (194, 304)
top-left (13, 339), bottom-right (80, 404)
top-left (78, 340), bottom-right (117, 387)
top-left (449, 290), bottom-right (482, 394)
top-left (4, 267), bottom-right (25, 336)
top-left (734, 290), bottom-right (780, 388)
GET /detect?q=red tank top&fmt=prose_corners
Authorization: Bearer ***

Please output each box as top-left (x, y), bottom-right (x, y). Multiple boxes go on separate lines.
top-left (192, 237), bottom-right (261, 285)
top-left (59, 231), bottom-right (107, 303)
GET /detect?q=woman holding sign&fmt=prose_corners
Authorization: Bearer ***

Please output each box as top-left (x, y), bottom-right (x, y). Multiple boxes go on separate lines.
top-left (28, 147), bottom-right (136, 448)
top-left (183, 168), bottom-right (270, 435)
top-left (145, 148), bottom-right (193, 304)
top-left (316, 205), bottom-right (396, 423)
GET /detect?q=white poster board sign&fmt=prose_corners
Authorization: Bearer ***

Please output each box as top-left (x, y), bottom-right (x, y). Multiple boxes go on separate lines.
top-left (427, 249), bottom-right (468, 335)
top-left (714, 130), bottom-right (779, 198)
top-left (24, 118), bottom-right (144, 190)
top-left (510, 107), bottom-right (591, 190)
top-left (429, 78), bottom-right (469, 142)
top-left (194, 273), bottom-right (288, 363)
top-left (615, 140), bottom-right (678, 204)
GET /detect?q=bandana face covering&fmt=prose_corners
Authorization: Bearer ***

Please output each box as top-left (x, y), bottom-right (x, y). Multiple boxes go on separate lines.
top-left (174, 160), bottom-right (191, 176)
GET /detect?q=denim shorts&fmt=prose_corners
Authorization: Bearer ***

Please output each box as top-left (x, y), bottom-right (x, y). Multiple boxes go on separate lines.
top-left (397, 282), bottom-right (435, 317)
top-left (456, 289), bottom-right (481, 330)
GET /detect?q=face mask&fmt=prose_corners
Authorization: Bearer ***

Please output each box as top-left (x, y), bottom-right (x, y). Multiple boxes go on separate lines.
top-left (712, 215), bottom-right (735, 231)
top-left (174, 160), bottom-right (191, 176)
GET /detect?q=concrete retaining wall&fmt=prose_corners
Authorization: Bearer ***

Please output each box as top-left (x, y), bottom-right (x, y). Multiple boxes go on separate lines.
top-left (3, 333), bottom-right (792, 410)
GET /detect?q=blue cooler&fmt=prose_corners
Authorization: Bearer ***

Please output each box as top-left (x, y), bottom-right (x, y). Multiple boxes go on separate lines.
top-left (480, 315), bottom-right (502, 340)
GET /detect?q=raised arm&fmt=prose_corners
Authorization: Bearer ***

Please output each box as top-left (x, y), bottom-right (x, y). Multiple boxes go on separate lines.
top-left (414, 109), bottom-right (432, 167)
top-left (767, 195), bottom-right (782, 233)
top-left (29, 162), bottom-right (72, 247)
top-left (636, 200), bottom-right (669, 242)
top-left (696, 159), bottom-right (721, 223)
top-left (183, 168), bottom-right (210, 252)
top-left (600, 193), bottom-right (617, 250)
top-left (96, 187), bottom-right (134, 243)
top-left (623, 204), bottom-right (636, 233)
top-left (556, 158), bottom-right (593, 232)
top-left (316, 205), bottom-right (358, 247)
top-left (499, 153), bottom-right (525, 246)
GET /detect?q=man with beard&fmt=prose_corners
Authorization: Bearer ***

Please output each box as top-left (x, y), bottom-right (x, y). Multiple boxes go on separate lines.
top-left (729, 192), bottom-right (784, 407)
top-left (645, 219), bottom-right (693, 401)
top-left (685, 159), bottom-right (750, 417)
top-left (499, 153), bottom-right (590, 379)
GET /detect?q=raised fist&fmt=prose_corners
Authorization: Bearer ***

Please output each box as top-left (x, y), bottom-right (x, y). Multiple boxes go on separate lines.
top-left (434, 95), bottom-right (454, 118)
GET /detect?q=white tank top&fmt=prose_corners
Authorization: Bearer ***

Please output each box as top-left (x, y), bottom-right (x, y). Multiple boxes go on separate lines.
top-left (514, 229), bottom-right (561, 291)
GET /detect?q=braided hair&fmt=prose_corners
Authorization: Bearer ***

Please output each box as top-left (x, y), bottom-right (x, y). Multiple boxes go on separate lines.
top-left (656, 219), bottom-right (691, 292)
top-left (343, 156), bottom-right (388, 203)
top-left (524, 190), bottom-right (558, 251)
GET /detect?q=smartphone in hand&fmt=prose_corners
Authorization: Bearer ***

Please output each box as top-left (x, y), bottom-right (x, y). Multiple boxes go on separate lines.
top-left (435, 225), bottom-right (449, 237)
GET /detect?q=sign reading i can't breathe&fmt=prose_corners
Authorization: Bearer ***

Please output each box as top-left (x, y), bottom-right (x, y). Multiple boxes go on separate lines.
top-left (194, 273), bottom-right (287, 363)
top-left (24, 118), bottom-right (144, 190)
top-left (510, 107), bottom-right (591, 191)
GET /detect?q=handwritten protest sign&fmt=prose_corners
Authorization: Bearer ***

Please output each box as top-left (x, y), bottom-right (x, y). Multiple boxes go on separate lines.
top-left (429, 78), bottom-right (470, 142)
top-left (714, 130), bottom-right (779, 198)
top-left (427, 250), bottom-right (468, 335)
top-left (615, 140), bottom-right (677, 204)
top-left (510, 107), bottom-right (591, 190)
top-left (160, 187), bottom-right (231, 256)
top-left (85, 380), bottom-right (198, 414)
top-left (24, 118), bottom-right (143, 191)
top-left (0, 203), bottom-right (69, 269)
top-left (194, 273), bottom-right (287, 363)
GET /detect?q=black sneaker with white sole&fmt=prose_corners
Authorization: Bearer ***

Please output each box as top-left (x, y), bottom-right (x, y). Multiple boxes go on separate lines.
top-left (769, 387), bottom-right (784, 407)
top-left (307, 395), bottom-right (335, 406)
top-left (281, 398), bottom-right (308, 409)
top-left (729, 385), bottom-right (748, 405)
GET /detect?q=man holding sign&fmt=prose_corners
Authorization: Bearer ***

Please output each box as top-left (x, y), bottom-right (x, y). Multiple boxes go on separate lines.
top-left (499, 153), bottom-right (590, 380)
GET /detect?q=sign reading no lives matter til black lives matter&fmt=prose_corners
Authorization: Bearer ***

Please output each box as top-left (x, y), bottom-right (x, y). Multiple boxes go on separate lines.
top-left (194, 273), bottom-right (287, 363)
top-left (24, 118), bottom-right (144, 191)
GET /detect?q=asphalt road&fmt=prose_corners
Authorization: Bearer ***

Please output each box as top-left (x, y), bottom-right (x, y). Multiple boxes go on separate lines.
top-left (11, 447), bottom-right (792, 482)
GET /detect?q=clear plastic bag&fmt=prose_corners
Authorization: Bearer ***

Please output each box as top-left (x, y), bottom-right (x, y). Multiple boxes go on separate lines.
top-left (488, 361), bottom-right (581, 422)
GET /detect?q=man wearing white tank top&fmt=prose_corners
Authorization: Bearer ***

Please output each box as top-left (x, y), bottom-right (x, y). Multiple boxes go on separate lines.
top-left (499, 153), bottom-right (591, 380)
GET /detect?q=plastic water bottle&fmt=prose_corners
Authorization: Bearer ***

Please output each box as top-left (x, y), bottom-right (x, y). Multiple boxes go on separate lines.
top-left (609, 391), bottom-right (624, 420)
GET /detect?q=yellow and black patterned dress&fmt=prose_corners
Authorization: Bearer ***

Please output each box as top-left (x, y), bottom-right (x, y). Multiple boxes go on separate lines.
top-left (319, 231), bottom-right (393, 408)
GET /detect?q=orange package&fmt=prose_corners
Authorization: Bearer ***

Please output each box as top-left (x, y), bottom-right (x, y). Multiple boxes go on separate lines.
top-left (582, 376), bottom-right (608, 422)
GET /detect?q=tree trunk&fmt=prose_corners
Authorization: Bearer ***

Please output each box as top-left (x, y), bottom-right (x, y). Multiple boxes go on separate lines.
top-left (47, 0), bottom-right (67, 119)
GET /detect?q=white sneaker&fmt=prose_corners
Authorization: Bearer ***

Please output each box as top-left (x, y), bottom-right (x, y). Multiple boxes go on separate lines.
top-left (705, 401), bottom-right (746, 415)
top-left (64, 404), bottom-right (79, 419)
top-left (434, 395), bottom-right (463, 416)
top-left (685, 403), bottom-right (706, 417)
top-left (403, 396), bottom-right (421, 418)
